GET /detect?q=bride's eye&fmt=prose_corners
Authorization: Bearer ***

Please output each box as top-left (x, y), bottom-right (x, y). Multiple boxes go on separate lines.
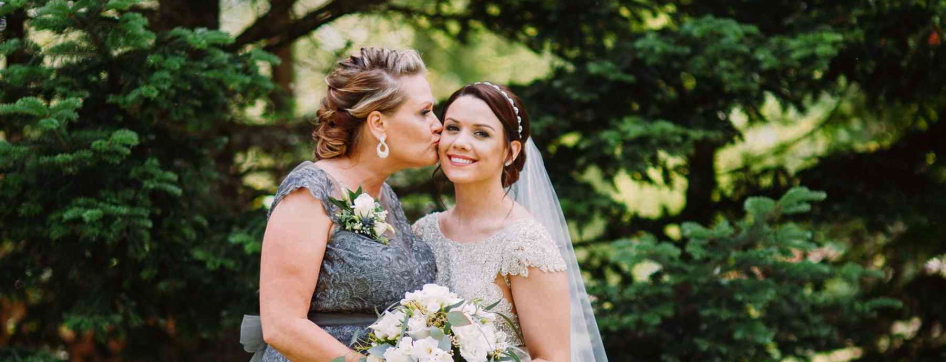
top-left (445, 124), bottom-right (459, 132)
top-left (475, 130), bottom-right (490, 138)
top-left (421, 109), bottom-right (432, 116)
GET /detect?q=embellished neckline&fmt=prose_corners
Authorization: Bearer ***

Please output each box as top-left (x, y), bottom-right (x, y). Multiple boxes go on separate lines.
top-left (433, 211), bottom-right (533, 246)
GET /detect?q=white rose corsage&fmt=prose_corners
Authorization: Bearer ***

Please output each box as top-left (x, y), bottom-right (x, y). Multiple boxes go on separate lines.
top-left (327, 187), bottom-right (395, 245)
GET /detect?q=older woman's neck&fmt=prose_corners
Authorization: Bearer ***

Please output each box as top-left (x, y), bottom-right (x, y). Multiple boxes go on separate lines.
top-left (316, 151), bottom-right (397, 199)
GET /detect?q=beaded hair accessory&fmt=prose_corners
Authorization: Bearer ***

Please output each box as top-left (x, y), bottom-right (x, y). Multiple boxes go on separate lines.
top-left (474, 81), bottom-right (522, 139)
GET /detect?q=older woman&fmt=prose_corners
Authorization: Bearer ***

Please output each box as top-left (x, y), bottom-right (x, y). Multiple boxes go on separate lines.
top-left (241, 47), bottom-right (442, 362)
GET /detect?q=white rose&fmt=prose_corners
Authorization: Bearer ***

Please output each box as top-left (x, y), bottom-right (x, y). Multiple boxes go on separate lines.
top-left (453, 324), bottom-right (495, 362)
top-left (369, 310), bottom-right (405, 340)
top-left (374, 221), bottom-right (392, 236)
top-left (431, 348), bottom-right (453, 362)
top-left (458, 340), bottom-right (489, 362)
top-left (383, 347), bottom-right (411, 362)
top-left (353, 193), bottom-right (376, 218)
top-left (402, 284), bottom-right (459, 314)
top-left (422, 284), bottom-right (462, 313)
top-left (410, 337), bottom-right (443, 361)
top-left (384, 337), bottom-right (414, 362)
top-left (366, 356), bottom-right (383, 362)
top-left (406, 313), bottom-right (429, 337)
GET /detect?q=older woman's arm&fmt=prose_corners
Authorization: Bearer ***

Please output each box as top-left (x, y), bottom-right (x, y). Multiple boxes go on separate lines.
top-left (260, 189), bottom-right (359, 362)
top-left (509, 269), bottom-right (571, 362)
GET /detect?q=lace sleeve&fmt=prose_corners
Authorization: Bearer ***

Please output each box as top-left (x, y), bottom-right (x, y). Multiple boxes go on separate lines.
top-left (411, 213), bottom-right (435, 240)
top-left (268, 161), bottom-right (338, 222)
top-left (499, 220), bottom-right (568, 277)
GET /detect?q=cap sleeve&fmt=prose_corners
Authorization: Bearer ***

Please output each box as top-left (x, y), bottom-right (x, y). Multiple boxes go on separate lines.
top-left (499, 220), bottom-right (567, 277)
top-left (269, 161), bottom-right (339, 222)
top-left (412, 213), bottom-right (437, 240)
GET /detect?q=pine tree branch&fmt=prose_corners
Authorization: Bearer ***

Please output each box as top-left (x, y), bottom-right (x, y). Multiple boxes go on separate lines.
top-left (128, 4), bottom-right (159, 27)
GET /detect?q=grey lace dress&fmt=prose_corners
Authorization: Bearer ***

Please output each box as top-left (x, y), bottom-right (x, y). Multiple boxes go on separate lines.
top-left (249, 161), bottom-right (437, 362)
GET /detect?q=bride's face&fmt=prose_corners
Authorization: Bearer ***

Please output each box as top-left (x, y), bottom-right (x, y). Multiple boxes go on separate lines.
top-left (439, 96), bottom-right (511, 185)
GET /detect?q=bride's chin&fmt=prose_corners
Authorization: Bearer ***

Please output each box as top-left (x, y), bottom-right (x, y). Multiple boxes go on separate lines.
top-left (440, 168), bottom-right (465, 180)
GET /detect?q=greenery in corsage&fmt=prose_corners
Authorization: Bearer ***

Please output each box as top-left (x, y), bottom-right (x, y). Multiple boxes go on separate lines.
top-left (327, 187), bottom-right (395, 245)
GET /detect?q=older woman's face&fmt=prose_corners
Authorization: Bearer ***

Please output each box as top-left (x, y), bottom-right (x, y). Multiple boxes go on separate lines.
top-left (384, 74), bottom-right (443, 168)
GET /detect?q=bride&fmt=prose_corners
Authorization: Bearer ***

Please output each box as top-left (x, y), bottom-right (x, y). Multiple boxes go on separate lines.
top-left (412, 82), bottom-right (608, 362)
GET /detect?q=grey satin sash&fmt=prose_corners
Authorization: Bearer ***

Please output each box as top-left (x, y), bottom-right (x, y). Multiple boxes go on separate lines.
top-left (240, 313), bottom-right (377, 362)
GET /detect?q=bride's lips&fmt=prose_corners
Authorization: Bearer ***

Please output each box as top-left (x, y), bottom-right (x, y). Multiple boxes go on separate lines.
top-left (446, 154), bottom-right (477, 167)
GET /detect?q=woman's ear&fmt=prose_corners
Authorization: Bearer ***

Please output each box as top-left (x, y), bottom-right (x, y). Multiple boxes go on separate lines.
top-left (365, 110), bottom-right (387, 140)
top-left (505, 140), bottom-right (522, 166)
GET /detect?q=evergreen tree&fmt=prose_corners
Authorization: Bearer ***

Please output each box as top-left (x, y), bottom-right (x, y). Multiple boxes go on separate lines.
top-left (2, 0), bottom-right (943, 360)
top-left (0, 0), bottom-right (275, 359)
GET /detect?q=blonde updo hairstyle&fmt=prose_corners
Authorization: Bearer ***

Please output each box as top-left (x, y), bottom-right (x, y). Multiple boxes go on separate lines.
top-left (314, 47), bottom-right (427, 159)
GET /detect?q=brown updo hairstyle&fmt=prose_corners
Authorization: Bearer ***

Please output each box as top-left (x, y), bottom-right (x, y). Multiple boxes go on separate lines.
top-left (440, 82), bottom-right (531, 188)
top-left (314, 47), bottom-right (427, 159)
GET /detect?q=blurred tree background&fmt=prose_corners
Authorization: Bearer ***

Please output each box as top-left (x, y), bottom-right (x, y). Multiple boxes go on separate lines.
top-left (1, 0), bottom-right (943, 361)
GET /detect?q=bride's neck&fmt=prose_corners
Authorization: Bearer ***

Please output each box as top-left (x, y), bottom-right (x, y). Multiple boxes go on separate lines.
top-left (451, 178), bottom-right (511, 222)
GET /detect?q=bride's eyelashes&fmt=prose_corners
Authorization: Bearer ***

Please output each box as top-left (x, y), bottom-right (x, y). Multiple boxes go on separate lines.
top-left (444, 123), bottom-right (492, 138)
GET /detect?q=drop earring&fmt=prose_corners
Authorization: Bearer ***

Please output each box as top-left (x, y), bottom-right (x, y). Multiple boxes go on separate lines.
top-left (377, 134), bottom-right (389, 159)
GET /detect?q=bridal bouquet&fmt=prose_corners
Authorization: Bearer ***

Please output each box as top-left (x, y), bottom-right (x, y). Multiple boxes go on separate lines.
top-left (350, 284), bottom-right (523, 362)
top-left (327, 187), bottom-right (395, 245)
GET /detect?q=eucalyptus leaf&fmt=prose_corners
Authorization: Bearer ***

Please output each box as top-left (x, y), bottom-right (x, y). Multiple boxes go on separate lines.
top-left (398, 313), bottom-right (410, 336)
top-left (430, 327), bottom-right (445, 340)
top-left (367, 344), bottom-right (392, 357)
top-left (446, 311), bottom-right (471, 327)
top-left (507, 348), bottom-right (523, 362)
top-left (438, 334), bottom-right (452, 351)
top-left (484, 299), bottom-right (502, 311)
top-left (444, 299), bottom-right (465, 312)
top-left (349, 329), bottom-right (363, 346)
top-left (410, 327), bottom-right (431, 339)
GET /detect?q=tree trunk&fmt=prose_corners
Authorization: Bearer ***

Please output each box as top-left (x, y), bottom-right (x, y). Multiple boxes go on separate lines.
top-left (155, 0), bottom-right (220, 31)
top-left (2, 9), bottom-right (28, 65)
top-left (269, 7), bottom-right (295, 117)
top-left (679, 140), bottom-right (720, 225)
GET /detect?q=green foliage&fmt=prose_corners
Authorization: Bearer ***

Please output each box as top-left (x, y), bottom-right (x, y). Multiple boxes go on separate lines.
top-left (595, 188), bottom-right (899, 362)
top-left (0, 0), bottom-right (274, 358)
top-left (443, 1), bottom-right (946, 359)
top-left (1, 0), bottom-right (944, 360)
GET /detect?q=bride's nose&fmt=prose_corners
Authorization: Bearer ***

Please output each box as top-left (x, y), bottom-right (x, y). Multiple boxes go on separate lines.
top-left (451, 132), bottom-right (472, 151)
